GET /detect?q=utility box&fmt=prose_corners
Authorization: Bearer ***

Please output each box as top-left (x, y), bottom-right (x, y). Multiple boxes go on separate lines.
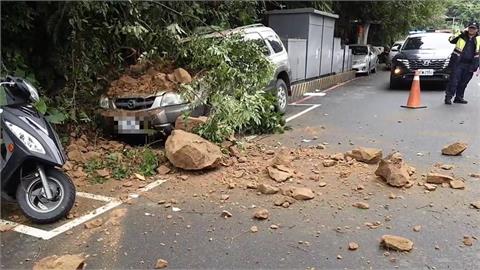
top-left (282, 39), bottom-right (307, 81)
top-left (267, 8), bottom-right (340, 81)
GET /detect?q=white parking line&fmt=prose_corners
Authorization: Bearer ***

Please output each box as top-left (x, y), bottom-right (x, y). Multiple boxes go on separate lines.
top-left (285, 105), bottom-right (321, 123)
top-left (0, 179), bottom-right (167, 240)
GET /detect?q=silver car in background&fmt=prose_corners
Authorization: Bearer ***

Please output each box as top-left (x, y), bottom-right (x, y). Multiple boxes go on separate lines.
top-left (350, 44), bottom-right (379, 75)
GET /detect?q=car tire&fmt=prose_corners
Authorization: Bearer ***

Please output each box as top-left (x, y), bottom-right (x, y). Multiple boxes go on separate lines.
top-left (389, 77), bottom-right (401, 89)
top-left (275, 79), bottom-right (288, 113)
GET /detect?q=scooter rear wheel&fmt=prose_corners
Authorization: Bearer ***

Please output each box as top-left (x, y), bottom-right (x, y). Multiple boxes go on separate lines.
top-left (16, 168), bottom-right (75, 224)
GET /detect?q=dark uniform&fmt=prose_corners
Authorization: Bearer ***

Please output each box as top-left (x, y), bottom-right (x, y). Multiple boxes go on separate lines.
top-left (445, 23), bottom-right (480, 104)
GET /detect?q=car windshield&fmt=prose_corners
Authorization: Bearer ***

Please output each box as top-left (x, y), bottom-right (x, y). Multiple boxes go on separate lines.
top-left (351, 46), bottom-right (368, 55)
top-left (402, 35), bottom-right (452, 50)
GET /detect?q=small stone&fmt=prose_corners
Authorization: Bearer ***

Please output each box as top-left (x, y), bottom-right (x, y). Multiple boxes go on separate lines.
top-left (470, 201), bottom-right (480, 209)
top-left (323, 159), bottom-right (337, 167)
top-left (122, 181), bottom-right (133, 187)
top-left (221, 194), bottom-right (230, 201)
top-left (250, 226), bottom-right (258, 233)
top-left (426, 173), bottom-right (454, 184)
top-left (156, 165), bottom-right (171, 175)
top-left (317, 144), bottom-right (326, 150)
top-left (435, 245), bottom-right (440, 250)
top-left (348, 242), bottom-right (359, 250)
top-left (413, 225), bottom-right (421, 232)
top-left (463, 236), bottom-right (474, 246)
top-left (352, 202), bottom-right (369, 209)
top-left (84, 218), bottom-right (103, 229)
top-left (449, 180), bottom-right (465, 189)
top-left (381, 235), bottom-right (414, 251)
top-left (247, 182), bottom-right (258, 189)
top-left (134, 173), bottom-right (146, 181)
top-left (424, 183), bottom-right (437, 191)
top-left (158, 200), bottom-right (166, 205)
top-left (257, 183), bottom-right (279, 195)
top-left (319, 182), bottom-right (327, 187)
top-left (267, 166), bottom-right (292, 182)
top-left (270, 224), bottom-right (279, 229)
top-left (282, 202), bottom-right (290, 208)
top-left (221, 210), bottom-right (233, 218)
top-left (442, 142), bottom-right (468, 156)
top-left (337, 255), bottom-right (343, 260)
top-left (470, 173), bottom-right (480, 178)
top-left (154, 258), bottom-right (168, 269)
top-left (389, 193), bottom-right (397, 199)
top-left (440, 164), bottom-right (454, 170)
top-left (253, 208), bottom-right (269, 220)
top-left (166, 215), bottom-right (173, 219)
top-left (291, 187), bottom-right (315, 200)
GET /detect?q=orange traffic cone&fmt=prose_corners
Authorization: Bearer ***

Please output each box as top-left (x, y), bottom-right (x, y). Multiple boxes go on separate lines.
top-left (401, 70), bottom-right (427, 109)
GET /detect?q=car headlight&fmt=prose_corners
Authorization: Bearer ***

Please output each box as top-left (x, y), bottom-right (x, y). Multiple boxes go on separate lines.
top-left (99, 96), bottom-right (110, 109)
top-left (5, 121), bottom-right (46, 154)
top-left (160, 92), bottom-right (186, 107)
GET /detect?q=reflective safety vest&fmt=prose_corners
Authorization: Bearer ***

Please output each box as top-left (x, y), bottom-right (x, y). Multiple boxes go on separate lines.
top-left (449, 33), bottom-right (480, 58)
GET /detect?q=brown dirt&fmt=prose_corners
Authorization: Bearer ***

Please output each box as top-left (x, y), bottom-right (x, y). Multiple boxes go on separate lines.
top-left (106, 61), bottom-right (195, 98)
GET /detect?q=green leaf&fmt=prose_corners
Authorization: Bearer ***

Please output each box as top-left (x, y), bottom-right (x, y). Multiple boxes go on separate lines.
top-left (34, 99), bottom-right (48, 114)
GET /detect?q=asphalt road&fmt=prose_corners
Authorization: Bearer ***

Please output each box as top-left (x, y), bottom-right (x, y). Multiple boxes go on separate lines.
top-left (1, 69), bottom-right (479, 269)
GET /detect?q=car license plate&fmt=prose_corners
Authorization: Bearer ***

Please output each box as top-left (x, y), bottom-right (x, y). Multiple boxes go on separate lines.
top-left (418, 69), bottom-right (434, 76)
top-left (115, 116), bottom-right (140, 133)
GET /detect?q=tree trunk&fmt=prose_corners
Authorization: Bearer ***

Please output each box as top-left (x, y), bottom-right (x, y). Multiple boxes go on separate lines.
top-left (357, 22), bottom-right (371, 45)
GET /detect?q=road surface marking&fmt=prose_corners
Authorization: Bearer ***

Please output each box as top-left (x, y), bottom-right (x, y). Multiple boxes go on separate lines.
top-left (0, 180), bottom-right (167, 240)
top-left (285, 105), bottom-right (321, 123)
top-left (290, 77), bottom-right (359, 105)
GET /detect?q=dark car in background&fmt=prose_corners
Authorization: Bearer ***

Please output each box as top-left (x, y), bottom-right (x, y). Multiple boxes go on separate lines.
top-left (390, 33), bottom-right (455, 89)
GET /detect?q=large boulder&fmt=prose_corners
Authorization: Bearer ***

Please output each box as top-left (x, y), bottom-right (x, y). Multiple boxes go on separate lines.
top-left (175, 116), bottom-right (208, 133)
top-left (346, 147), bottom-right (383, 164)
top-left (165, 130), bottom-right (222, 170)
top-left (173, 68), bottom-right (192, 84)
top-left (442, 142), bottom-right (468, 156)
top-left (375, 152), bottom-right (411, 187)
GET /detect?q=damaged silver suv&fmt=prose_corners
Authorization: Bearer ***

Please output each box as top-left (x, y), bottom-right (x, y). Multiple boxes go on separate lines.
top-left (99, 24), bottom-right (291, 136)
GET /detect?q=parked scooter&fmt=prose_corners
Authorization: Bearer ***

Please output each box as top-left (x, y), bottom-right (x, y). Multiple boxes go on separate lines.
top-left (1, 76), bottom-right (75, 224)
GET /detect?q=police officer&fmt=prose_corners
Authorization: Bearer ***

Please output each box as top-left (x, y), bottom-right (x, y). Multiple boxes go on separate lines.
top-left (445, 22), bottom-right (480, 105)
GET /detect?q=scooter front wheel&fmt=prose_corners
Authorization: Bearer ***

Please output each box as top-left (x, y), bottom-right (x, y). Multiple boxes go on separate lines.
top-left (16, 168), bottom-right (76, 224)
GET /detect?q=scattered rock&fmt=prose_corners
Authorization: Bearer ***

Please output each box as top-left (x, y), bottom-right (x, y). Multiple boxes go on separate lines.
top-left (426, 173), bottom-right (454, 184)
top-left (0, 223), bottom-right (16, 232)
top-left (413, 225), bottom-right (421, 232)
top-left (331, 153), bottom-right (345, 161)
top-left (440, 164), bottom-right (454, 170)
top-left (270, 224), bottom-right (279, 229)
top-left (336, 255), bottom-right (343, 260)
top-left (319, 182), bottom-right (327, 187)
top-left (442, 142), bottom-right (468, 156)
top-left (257, 183), bottom-right (279, 195)
top-left (157, 165), bottom-right (171, 175)
top-left (471, 201), bottom-right (480, 209)
top-left (165, 130), bottom-right (222, 170)
top-left (291, 187), bottom-right (315, 200)
top-left (271, 154), bottom-right (291, 167)
top-left (316, 144), bottom-right (326, 150)
top-left (122, 181), bottom-right (133, 188)
top-left (352, 202), bottom-right (369, 209)
top-left (463, 236), bottom-right (474, 246)
top-left (154, 258), bottom-right (168, 269)
top-left (220, 194), bottom-right (230, 200)
top-left (253, 208), bottom-right (269, 220)
top-left (221, 210), bottom-right (233, 218)
top-left (348, 242), bottom-right (359, 250)
top-left (246, 182), bottom-right (258, 189)
top-left (424, 183), bottom-right (437, 191)
top-left (267, 166), bottom-right (292, 182)
top-left (274, 196), bottom-right (295, 206)
top-left (381, 235), bottom-right (414, 251)
top-left (407, 166), bottom-right (416, 176)
top-left (84, 218), bottom-right (103, 229)
top-left (375, 152), bottom-right (410, 187)
top-left (322, 159), bottom-right (337, 167)
top-left (470, 173), bottom-right (480, 178)
top-left (33, 254), bottom-right (86, 270)
top-left (449, 180), bottom-right (465, 189)
top-left (134, 173), bottom-right (146, 181)
top-left (175, 115), bottom-right (208, 132)
top-left (250, 226), bottom-right (258, 233)
top-left (68, 150), bottom-right (84, 163)
top-left (95, 169), bottom-right (110, 178)
top-left (346, 147), bottom-right (383, 164)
